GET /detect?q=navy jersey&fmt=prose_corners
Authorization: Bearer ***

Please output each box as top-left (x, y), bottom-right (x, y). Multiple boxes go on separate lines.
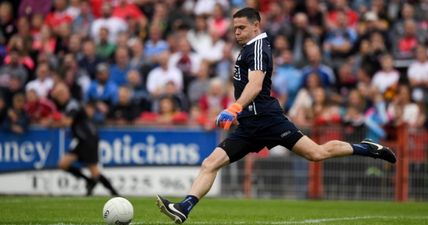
top-left (233, 32), bottom-right (283, 118)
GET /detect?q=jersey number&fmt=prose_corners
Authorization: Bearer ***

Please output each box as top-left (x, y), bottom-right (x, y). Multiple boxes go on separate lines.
top-left (233, 65), bottom-right (241, 81)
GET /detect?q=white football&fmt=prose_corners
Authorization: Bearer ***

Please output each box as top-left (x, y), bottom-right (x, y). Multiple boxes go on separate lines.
top-left (102, 197), bottom-right (134, 225)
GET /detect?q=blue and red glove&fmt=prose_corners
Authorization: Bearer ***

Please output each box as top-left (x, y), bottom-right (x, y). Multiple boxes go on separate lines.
top-left (215, 103), bottom-right (243, 130)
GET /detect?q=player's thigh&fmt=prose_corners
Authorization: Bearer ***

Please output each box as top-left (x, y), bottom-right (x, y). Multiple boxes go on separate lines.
top-left (291, 136), bottom-right (322, 160)
top-left (58, 153), bottom-right (78, 169)
top-left (202, 147), bottom-right (232, 171)
top-left (218, 136), bottom-right (264, 163)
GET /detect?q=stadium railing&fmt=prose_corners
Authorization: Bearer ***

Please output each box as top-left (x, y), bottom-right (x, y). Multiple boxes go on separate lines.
top-left (221, 125), bottom-right (428, 202)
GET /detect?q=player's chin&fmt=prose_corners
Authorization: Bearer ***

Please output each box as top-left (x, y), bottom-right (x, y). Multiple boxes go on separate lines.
top-left (236, 39), bottom-right (245, 45)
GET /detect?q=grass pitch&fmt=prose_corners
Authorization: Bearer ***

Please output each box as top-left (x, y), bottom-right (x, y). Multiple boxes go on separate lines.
top-left (1, 196), bottom-right (427, 225)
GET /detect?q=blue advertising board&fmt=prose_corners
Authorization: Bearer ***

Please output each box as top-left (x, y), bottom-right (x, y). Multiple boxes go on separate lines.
top-left (0, 127), bottom-right (219, 173)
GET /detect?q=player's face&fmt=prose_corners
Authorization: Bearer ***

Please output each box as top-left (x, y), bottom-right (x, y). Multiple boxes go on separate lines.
top-left (233, 17), bottom-right (259, 45)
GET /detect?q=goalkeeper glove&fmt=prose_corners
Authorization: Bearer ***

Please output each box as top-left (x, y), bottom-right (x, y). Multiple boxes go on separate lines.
top-left (215, 103), bottom-right (243, 130)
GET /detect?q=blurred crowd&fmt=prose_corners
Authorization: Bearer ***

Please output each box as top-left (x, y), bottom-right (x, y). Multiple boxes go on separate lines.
top-left (0, 0), bottom-right (427, 141)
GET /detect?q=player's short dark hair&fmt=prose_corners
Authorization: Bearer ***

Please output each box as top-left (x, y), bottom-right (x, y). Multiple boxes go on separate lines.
top-left (233, 7), bottom-right (261, 23)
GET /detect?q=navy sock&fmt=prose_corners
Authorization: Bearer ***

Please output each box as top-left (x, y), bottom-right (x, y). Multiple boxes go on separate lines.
top-left (351, 143), bottom-right (371, 157)
top-left (179, 195), bottom-right (199, 214)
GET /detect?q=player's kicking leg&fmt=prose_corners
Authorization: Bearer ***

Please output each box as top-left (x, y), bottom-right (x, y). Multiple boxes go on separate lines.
top-left (156, 148), bottom-right (230, 224)
top-left (292, 136), bottom-right (396, 163)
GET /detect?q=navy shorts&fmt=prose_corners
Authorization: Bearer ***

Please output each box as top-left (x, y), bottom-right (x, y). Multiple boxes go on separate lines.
top-left (218, 114), bottom-right (304, 163)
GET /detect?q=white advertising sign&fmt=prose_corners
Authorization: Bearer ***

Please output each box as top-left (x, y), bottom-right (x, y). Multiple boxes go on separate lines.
top-left (0, 167), bottom-right (220, 196)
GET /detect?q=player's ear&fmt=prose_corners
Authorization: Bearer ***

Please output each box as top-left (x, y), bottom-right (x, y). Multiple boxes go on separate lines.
top-left (253, 20), bottom-right (260, 32)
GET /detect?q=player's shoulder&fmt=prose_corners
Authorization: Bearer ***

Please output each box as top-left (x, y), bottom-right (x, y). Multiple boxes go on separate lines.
top-left (243, 34), bottom-right (271, 54)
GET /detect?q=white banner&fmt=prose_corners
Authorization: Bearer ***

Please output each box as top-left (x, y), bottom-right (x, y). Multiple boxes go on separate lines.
top-left (0, 167), bottom-right (220, 196)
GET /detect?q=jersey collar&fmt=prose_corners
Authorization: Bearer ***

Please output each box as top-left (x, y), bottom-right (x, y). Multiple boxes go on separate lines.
top-left (245, 32), bottom-right (268, 46)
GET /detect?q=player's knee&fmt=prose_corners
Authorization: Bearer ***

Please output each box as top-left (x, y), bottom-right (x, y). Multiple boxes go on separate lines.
top-left (201, 157), bottom-right (221, 173)
top-left (305, 147), bottom-right (326, 162)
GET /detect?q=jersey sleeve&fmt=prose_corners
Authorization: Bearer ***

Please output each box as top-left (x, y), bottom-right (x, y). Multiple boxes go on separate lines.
top-left (247, 40), bottom-right (268, 72)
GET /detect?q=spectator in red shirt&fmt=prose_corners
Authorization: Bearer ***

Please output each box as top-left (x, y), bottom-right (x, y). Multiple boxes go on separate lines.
top-left (396, 19), bottom-right (420, 58)
top-left (44, 0), bottom-right (73, 33)
top-left (326, 0), bottom-right (359, 29)
top-left (112, 0), bottom-right (144, 21)
top-left (25, 89), bottom-right (57, 125)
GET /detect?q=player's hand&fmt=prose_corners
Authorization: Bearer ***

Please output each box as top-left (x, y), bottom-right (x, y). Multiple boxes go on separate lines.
top-left (215, 103), bottom-right (243, 130)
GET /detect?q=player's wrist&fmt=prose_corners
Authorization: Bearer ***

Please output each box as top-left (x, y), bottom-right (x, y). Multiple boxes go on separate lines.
top-left (227, 103), bottom-right (243, 114)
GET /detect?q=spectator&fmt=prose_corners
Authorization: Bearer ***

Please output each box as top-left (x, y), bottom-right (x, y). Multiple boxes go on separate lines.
top-left (107, 86), bottom-right (140, 125)
top-left (95, 27), bottom-right (116, 61)
top-left (146, 51), bottom-right (183, 97)
top-left (392, 3), bottom-right (416, 38)
top-left (323, 11), bottom-right (357, 66)
top-left (187, 15), bottom-right (212, 60)
top-left (31, 25), bottom-right (56, 55)
top-left (144, 25), bottom-right (169, 64)
top-left (66, 0), bottom-right (81, 19)
top-left (208, 3), bottom-right (230, 38)
top-left (311, 87), bottom-right (342, 126)
top-left (215, 42), bottom-right (236, 82)
top-left (272, 49), bottom-right (302, 111)
top-left (6, 35), bottom-right (34, 71)
top-left (272, 34), bottom-right (290, 58)
top-left (371, 53), bottom-right (399, 94)
top-left (24, 89), bottom-right (57, 125)
top-left (90, 2), bottom-right (127, 44)
top-left (25, 63), bottom-right (54, 98)
top-left (169, 37), bottom-right (202, 76)
top-left (298, 0), bottom-right (325, 40)
top-left (388, 84), bottom-right (425, 128)
top-left (407, 45), bottom-right (428, 103)
top-left (85, 63), bottom-right (119, 123)
top-left (109, 46), bottom-right (131, 86)
top-left (0, 49), bottom-right (28, 87)
top-left (0, 76), bottom-right (25, 107)
top-left (326, 0), bottom-right (359, 28)
top-left (62, 53), bottom-right (91, 95)
top-left (112, 0), bottom-right (144, 21)
top-left (125, 69), bottom-right (151, 112)
top-left (3, 93), bottom-right (29, 134)
top-left (128, 38), bottom-right (147, 71)
top-left (44, 0), bottom-right (73, 33)
top-left (395, 19), bottom-right (421, 58)
top-left (288, 72), bottom-right (323, 127)
top-left (341, 89), bottom-right (366, 135)
top-left (139, 95), bottom-right (188, 125)
top-left (199, 77), bottom-right (230, 116)
top-left (290, 13), bottom-right (313, 64)
top-left (188, 60), bottom-right (211, 105)
top-left (19, 0), bottom-right (52, 18)
top-left (78, 39), bottom-right (103, 79)
top-left (301, 46), bottom-right (336, 88)
top-left (0, 2), bottom-right (17, 42)
top-left (72, 0), bottom-right (94, 37)
top-left (264, 1), bottom-right (292, 38)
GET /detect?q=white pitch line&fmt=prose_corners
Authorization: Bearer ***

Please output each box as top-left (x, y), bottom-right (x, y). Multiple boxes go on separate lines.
top-left (123, 216), bottom-right (428, 225)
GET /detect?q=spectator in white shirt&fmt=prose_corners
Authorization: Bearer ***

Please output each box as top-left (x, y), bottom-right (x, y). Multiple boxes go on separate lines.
top-left (407, 45), bottom-right (428, 101)
top-left (371, 53), bottom-right (400, 94)
top-left (146, 51), bottom-right (183, 97)
top-left (25, 63), bottom-right (54, 98)
top-left (90, 2), bottom-right (127, 43)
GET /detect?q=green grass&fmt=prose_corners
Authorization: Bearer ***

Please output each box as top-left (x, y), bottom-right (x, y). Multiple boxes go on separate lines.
top-left (1, 196), bottom-right (428, 225)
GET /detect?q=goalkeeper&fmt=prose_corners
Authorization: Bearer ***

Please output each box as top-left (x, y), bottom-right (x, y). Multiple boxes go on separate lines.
top-left (156, 7), bottom-right (396, 224)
